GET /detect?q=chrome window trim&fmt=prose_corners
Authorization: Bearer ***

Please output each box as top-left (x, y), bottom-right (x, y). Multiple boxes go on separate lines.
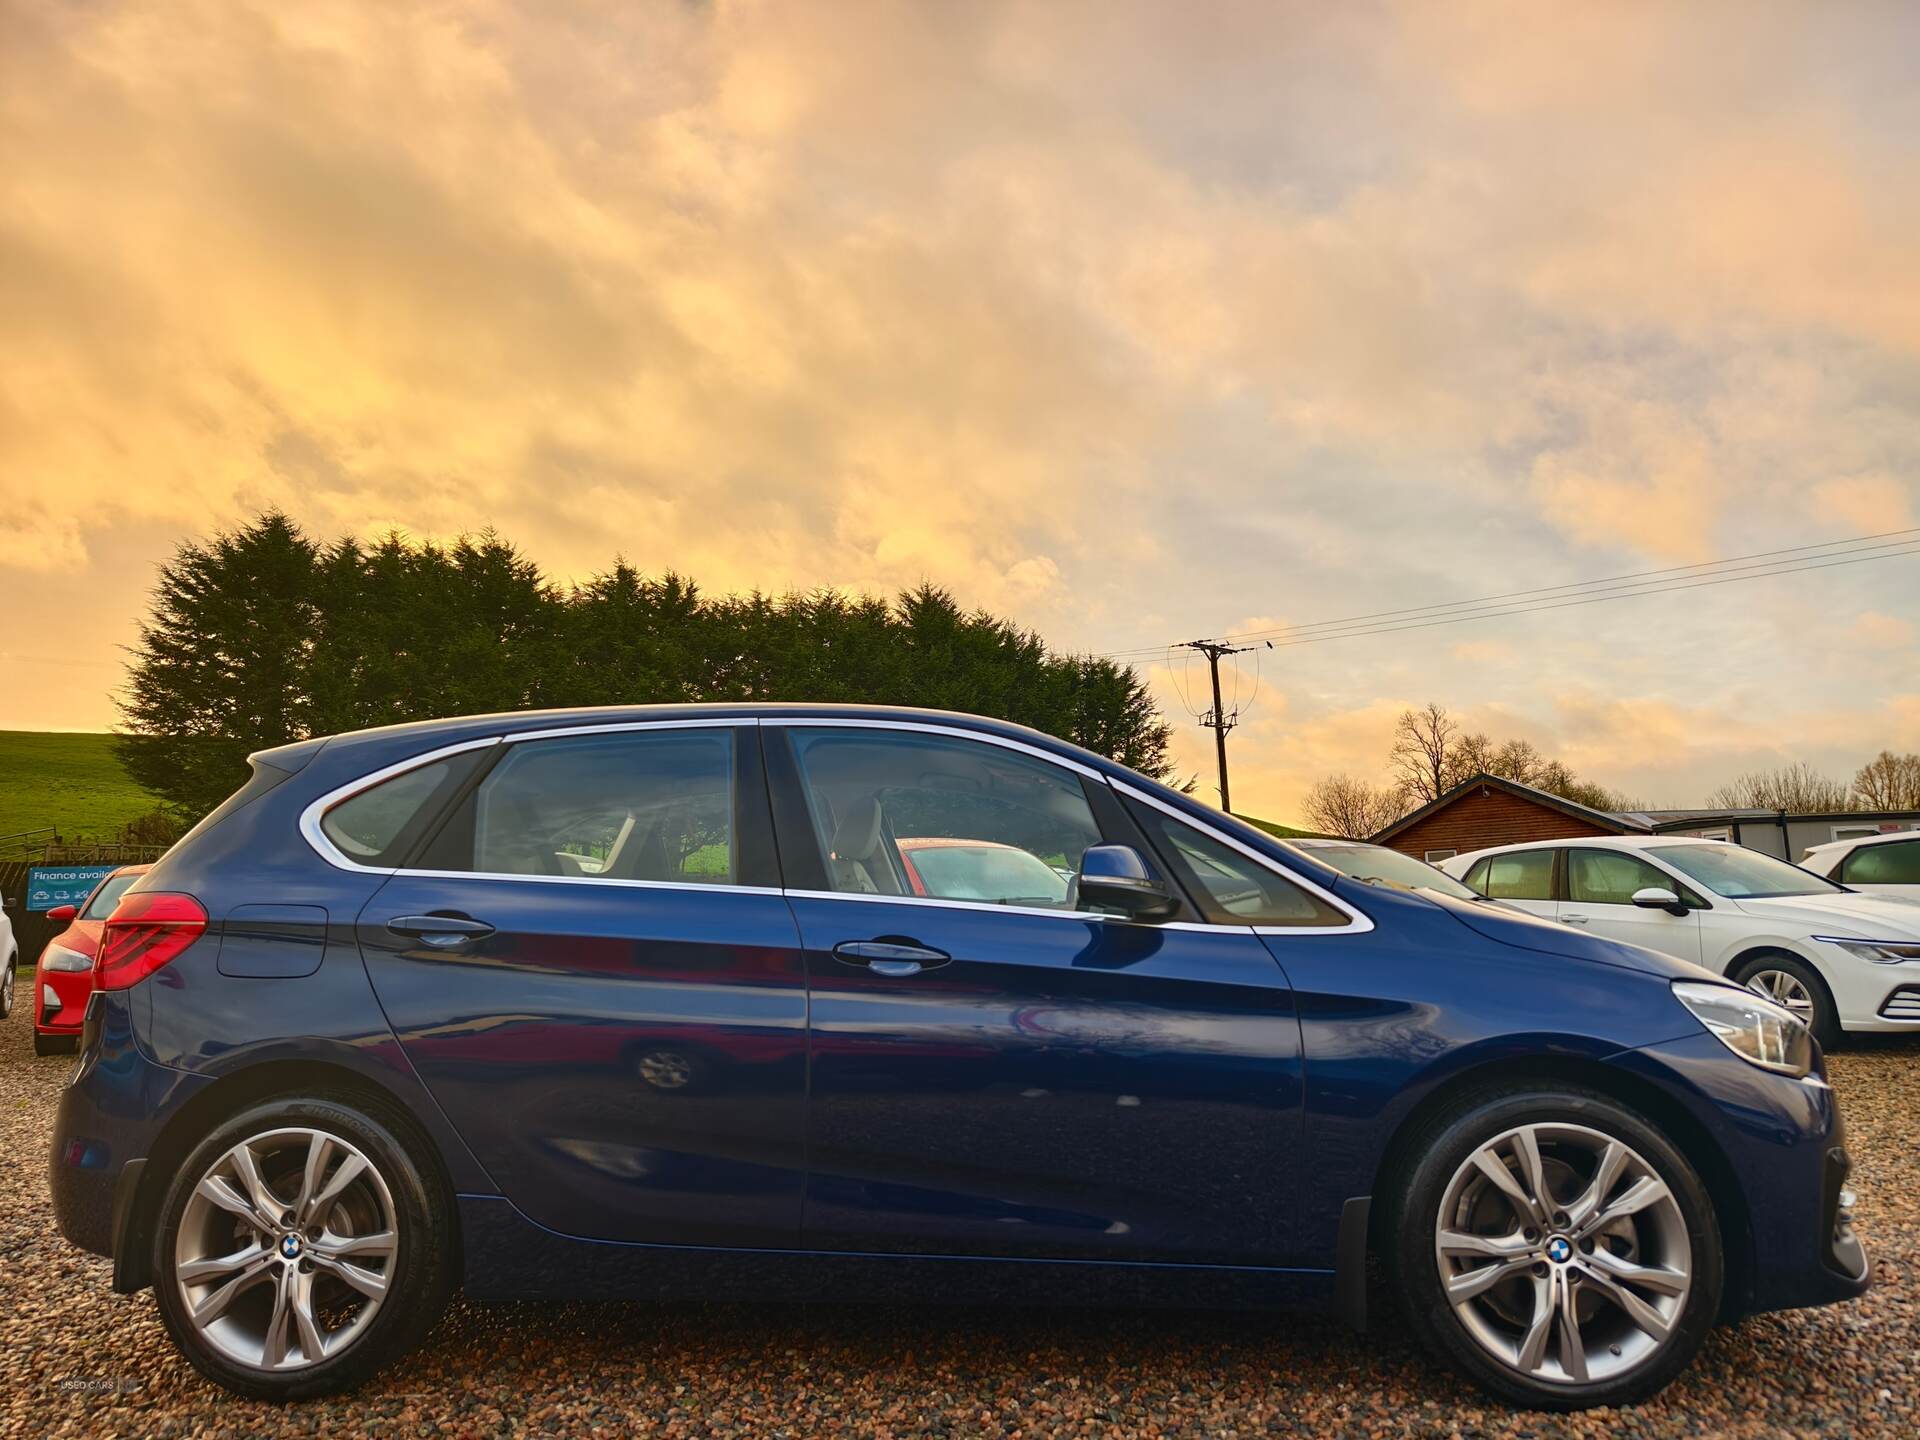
top-left (301, 719), bottom-right (746, 877)
top-left (779, 886), bottom-right (1227, 931)
top-left (1111, 780), bottom-right (1375, 936)
top-left (301, 736), bottom-right (505, 875)
top-left (298, 716), bottom-right (1362, 936)
top-left (760, 716), bottom-right (1106, 779)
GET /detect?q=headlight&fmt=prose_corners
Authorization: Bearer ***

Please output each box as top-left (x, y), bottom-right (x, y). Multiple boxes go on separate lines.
top-left (1815, 936), bottom-right (1920, 964)
top-left (1672, 980), bottom-right (1814, 1077)
top-left (41, 944), bottom-right (93, 973)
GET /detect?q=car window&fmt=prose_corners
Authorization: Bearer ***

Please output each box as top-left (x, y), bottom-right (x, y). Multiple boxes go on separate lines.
top-left (80, 873), bottom-right (141, 919)
top-left (1843, 839), bottom-right (1920, 885)
top-left (1305, 844), bottom-right (1479, 900)
top-left (786, 728), bottom-right (1099, 907)
top-left (1463, 857), bottom-right (1491, 892)
top-left (1568, 850), bottom-right (1687, 906)
top-left (1656, 843), bottom-right (1843, 899)
top-left (1138, 810), bottom-right (1346, 926)
top-left (447, 730), bottom-right (738, 883)
top-left (1480, 850), bottom-right (1554, 901)
top-left (321, 760), bottom-right (455, 862)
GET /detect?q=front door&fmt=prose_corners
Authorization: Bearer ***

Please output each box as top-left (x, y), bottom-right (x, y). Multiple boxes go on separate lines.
top-left (767, 722), bottom-right (1314, 1268)
top-left (352, 722), bottom-right (809, 1248)
top-left (1561, 847), bottom-right (1703, 963)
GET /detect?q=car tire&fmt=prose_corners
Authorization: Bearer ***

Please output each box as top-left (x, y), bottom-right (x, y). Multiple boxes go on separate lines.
top-left (34, 1031), bottom-right (78, 1056)
top-left (150, 1093), bottom-right (453, 1400)
top-left (1, 958), bottom-right (14, 1020)
top-left (1388, 1085), bottom-right (1723, 1410)
top-left (1731, 952), bottom-right (1840, 1051)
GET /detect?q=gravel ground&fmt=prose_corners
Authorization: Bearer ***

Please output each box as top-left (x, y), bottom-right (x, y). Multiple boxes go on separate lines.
top-left (2, 1000), bottom-right (1914, 1439)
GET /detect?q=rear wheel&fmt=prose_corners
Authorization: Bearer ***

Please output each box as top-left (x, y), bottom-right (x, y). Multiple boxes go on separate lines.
top-left (151, 1094), bottom-right (453, 1399)
top-left (1, 956), bottom-right (14, 1019)
top-left (1390, 1087), bottom-right (1722, 1410)
top-left (1732, 952), bottom-right (1839, 1050)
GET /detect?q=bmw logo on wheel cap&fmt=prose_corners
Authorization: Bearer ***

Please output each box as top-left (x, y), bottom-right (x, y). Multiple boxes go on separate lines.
top-left (280, 1234), bottom-right (302, 1260)
top-left (1545, 1236), bottom-right (1572, 1264)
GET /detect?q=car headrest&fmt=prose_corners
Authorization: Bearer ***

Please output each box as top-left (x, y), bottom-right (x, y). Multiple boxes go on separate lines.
top-left (831, 795), bottom-right (884, 862)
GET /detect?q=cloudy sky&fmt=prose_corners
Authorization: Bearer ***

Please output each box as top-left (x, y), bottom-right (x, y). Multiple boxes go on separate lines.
top-left (4, 0), bottom-right (1919, 823)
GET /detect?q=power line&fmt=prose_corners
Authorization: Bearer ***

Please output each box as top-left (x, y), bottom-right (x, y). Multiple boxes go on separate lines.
top-left (1251, 542), bottom-right (1920, 651)
top-left (1094, 527), bottom-right (1920, 661)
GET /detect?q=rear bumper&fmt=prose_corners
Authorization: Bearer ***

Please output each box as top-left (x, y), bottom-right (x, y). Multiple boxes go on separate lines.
top-left (48, 990), bottom-right (206, 1275)
top-left (1612, 1032), bottom-right (1870, 1316)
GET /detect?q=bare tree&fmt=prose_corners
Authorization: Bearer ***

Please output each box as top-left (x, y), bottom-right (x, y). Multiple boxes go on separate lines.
top-left (1852, 751), bottom-right (1920, 810)
top-left (1390, 702), bottom-right (1460, 804)
top-left (1707, 763), bottom-right (1852, 812)
top-left (1303, 774), bottom-right (1409, 839)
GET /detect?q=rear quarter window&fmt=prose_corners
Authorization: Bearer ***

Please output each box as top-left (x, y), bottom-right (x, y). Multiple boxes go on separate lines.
top-left (318, 751), bottom-right (488, 866)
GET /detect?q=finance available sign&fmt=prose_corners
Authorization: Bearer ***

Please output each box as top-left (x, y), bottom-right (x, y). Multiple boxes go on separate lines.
top-left (25, 865), bottom-right (117, 912)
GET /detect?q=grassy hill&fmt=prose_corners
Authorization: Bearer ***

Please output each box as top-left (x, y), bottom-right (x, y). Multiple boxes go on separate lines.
top-left (1234, 812), bottom-right (1322, 840)
top-left (0, 732), bottom-right (164, 843)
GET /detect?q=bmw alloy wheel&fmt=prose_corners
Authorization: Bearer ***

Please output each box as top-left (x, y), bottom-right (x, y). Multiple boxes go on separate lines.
top-left (1745, 968), bottom-right (1815, 1025)
top-left (1433, 1122), bottom-right (1692, 1386)
top-left (175, 1127), bottom-right (398, 1372)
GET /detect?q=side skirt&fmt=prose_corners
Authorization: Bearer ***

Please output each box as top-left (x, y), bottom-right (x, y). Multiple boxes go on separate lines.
top-left (458, 1195), bottom-right (1337, 1310)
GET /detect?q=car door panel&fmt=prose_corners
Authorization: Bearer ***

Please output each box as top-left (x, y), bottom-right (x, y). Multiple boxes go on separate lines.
top-left (352, 722), bottom-right (810, 1249)
top-left (764, 722), bottom-right (1309, 1268)
top-left (790, 895), bottom-right (1305, 1265)
top-left (1564, 849), bottom-right (1703, 963)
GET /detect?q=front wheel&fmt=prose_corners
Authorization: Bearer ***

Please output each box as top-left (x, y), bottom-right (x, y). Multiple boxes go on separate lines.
top-left (1732, 953), bottom-right (1840, 1051)
top-left (1390, 1088), bottom-right (1722, 1410)
top-left (151, 1095), bottom-right (453, 1399)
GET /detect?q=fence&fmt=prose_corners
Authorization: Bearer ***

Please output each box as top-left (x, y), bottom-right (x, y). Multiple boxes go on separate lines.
top-left (1, 843), bottom-right (173, 986)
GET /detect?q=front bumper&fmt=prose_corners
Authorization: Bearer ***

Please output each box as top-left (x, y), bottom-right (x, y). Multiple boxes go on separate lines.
top-left (1612, 1031), bottom-right (1870, 1316)
top-left (34, 966), bottom-right (91, 1034)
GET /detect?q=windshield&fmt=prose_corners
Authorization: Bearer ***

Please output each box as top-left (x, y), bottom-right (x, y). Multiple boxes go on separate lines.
top-left (80, 873), bottom-right (141, 919)
top-left (1655, 844), bottom-right (1845, 899)
top-left (1303, 844), bottom-right (1480, 900)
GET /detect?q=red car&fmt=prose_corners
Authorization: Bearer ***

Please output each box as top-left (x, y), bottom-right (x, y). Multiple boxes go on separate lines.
top-left (33, 864), bottom-right (147, 1055)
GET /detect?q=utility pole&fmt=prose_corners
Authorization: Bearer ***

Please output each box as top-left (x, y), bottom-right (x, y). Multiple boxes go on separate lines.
top-left (1176, 638), bottom-right (1268, 812)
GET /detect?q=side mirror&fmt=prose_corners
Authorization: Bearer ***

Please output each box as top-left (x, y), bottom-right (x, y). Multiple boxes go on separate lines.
top-left (1631, 887), bottom-right (1687, 916)
top-left (45, 904), bottom-right (79, 924)
top-left (1077, 845), bottom-right (1178, 921)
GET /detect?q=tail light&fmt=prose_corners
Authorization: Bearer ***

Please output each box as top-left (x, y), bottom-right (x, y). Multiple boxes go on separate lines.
top-left (97, 892), bottom-right (208, 990)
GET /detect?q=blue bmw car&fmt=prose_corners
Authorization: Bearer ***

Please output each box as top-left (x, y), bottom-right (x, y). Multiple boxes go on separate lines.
top-left (49, 705), bottom-right (1867, 1407)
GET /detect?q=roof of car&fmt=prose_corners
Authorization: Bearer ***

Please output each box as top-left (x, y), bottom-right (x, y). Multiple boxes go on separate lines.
top-left (1804, 829), bottom-right (1920, 854)
top-left (1454, 834), bottom-right (1731, 861)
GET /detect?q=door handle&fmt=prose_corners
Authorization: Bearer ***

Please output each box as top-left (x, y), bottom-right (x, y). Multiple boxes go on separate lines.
top-left (387, 914), bottom-right (496, 948)
top-left (832, 940), bottom-right (951, 977)
top-left (1560, 913), bottom-right (1590, 925)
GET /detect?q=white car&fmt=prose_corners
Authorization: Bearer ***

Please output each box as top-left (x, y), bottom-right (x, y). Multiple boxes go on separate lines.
top-left (0, 893), bottom-right (15, 1021)
top-left (1440, 836), bottom-right (1920, 1046)
top-left (1799, 829), bottom-right (1920, 893)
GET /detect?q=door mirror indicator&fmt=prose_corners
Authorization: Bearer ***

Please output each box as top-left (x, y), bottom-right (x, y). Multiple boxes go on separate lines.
top-left (1078, 845), bottom-right (1179, 921)
top-left (1631, 886), bottom-right (1688, 916)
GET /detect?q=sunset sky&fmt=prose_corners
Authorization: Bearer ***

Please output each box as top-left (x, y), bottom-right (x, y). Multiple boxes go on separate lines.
top-left (4, 0), bottom-right (1919, 823)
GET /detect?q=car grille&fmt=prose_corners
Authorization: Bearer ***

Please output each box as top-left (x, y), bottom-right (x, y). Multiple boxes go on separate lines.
top-left (1879, 985), bottom-right (1920, 1021)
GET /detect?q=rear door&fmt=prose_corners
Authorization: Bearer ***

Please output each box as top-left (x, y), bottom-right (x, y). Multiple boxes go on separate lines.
top-left (1466, 848), bottom-right (1560, 922)
top-left (345, 722), bottom-right (809, 1248)
top-left (768, 721), bottom-right (1323, 1267)
top-left (1560, 847), bottom-right (1703, 962)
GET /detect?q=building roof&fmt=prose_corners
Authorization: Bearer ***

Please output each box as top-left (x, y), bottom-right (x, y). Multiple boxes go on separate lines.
top-left (1369, 772), bottom-right (1649, 845)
